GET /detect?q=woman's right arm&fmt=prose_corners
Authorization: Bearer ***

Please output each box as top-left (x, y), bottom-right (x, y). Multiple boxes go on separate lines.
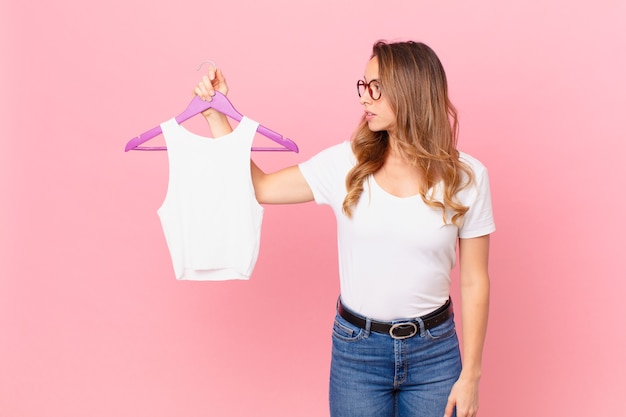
top-left (250, 163), bottom-right (314, 204)
top-left (195, 69), bottom-right (314, 205)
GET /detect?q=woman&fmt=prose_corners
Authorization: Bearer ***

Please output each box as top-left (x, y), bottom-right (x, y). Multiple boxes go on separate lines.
top-left (195, 40), bottom-right (494, 417)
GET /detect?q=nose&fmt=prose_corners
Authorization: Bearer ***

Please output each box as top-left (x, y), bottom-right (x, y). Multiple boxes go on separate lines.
top-left (359, 90), bottom-right (371, 105)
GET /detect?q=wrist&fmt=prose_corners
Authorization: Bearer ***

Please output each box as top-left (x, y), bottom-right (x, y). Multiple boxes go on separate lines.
top-left (204, 110), bottom-right (233, 137)
top-left (203, 108), bottom-right (225, 120)
top-left (459, 366), bottom-right (482, 382)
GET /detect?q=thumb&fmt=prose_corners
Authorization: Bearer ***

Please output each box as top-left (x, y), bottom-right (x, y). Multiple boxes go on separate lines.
top-left (215, 68), bottom-right (229, 95)
top-left (216, 68), bottom-right (226, 83)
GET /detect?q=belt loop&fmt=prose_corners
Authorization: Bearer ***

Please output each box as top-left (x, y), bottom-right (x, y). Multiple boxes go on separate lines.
top-left (415, 317), bottom-right (426, 338)
top-left (364, 318), bottom-right (372, 337)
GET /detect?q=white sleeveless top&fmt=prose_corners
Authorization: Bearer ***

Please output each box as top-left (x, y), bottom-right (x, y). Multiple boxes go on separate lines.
top-left (157, 117), bottom-right (263, 280)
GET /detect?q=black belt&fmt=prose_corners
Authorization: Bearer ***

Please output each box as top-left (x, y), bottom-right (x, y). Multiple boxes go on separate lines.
top-left (337, 298), bottom-right (453, 340)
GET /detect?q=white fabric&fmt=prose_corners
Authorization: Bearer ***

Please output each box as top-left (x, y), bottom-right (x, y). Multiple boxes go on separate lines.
top-left (158, 117), bottom-right (263, 281)
top-left (299, 141), bottom-right (495, 321)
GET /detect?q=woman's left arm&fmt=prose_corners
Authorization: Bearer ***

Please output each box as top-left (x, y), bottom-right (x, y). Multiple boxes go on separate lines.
top-left (444, 234), bottom-right (491, 417)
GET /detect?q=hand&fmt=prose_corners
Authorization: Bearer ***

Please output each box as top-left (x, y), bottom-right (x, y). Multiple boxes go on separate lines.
top-left (444, 375), bottom-right (480, 417)
top-left (193, 66), bottom-right (229, 118)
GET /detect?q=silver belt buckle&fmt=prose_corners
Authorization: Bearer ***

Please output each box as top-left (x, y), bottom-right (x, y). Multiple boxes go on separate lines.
top-left (389, 322), bottom-right (418, 340)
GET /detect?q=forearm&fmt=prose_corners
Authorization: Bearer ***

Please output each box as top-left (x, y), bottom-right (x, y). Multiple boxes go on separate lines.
top-left (459, 275), bottom-right (490, 380)
top-left (204, 111), bottom-right (233, 137)
top-left (445, 268), bottom-right (489, 417)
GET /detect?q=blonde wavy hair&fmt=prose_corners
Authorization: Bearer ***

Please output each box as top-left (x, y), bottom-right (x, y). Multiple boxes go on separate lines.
top-left (342, 40), bottom-right (474, 226)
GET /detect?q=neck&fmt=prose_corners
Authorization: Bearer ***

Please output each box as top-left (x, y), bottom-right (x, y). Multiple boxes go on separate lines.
top-left (386, 135), bottom-right (404, 158)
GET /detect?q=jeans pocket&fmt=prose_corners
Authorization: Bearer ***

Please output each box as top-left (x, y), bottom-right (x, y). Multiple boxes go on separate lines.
top-left (332, 314), bottom-right (364, 342)
top-left (425, 316), bottom-right (456, 341)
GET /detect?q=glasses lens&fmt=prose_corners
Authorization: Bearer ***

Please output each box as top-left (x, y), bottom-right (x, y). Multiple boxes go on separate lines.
top-left (370, 81), bottom-right (380, 100)
top-left (357, 80), bottom-right (381, 100)
top-left (357, 81), bottom-right (365, 97)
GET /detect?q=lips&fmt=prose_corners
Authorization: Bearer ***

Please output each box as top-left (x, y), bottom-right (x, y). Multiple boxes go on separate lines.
top-left (365, 111), bottom-right (375, 122)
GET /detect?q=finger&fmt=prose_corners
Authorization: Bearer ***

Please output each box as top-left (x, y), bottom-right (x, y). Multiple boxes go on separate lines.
top-left (443, 398), bottom-right (455, 417)
top-left (196, 82), bottom-right (212, 101)
top-left (453, 404), bottom-right (473, 417)
top-left (196, 83), bottom-right (208, 100)
top-left (201, 75), bottom-right (216, 96)
top-left (195, 77), bottom-right (213, 100)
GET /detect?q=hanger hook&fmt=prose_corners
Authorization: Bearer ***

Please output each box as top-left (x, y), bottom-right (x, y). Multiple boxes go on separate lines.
top-left (197, 60), bottom-right (217, 71)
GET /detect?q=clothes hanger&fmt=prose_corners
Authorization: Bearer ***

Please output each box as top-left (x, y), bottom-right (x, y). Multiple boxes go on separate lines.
top-left (124, 62), bottom-right (299, 153)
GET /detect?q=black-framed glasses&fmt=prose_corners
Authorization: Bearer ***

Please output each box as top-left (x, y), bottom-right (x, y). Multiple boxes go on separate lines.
top-left (357, 79), bottom-right (382, 100)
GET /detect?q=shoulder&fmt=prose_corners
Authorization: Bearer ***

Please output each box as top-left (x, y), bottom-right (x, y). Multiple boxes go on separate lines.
top-left (298, 141), bottom-right (355, 204)
top-left (454, 151), bottom-right (493, 204)
top-left (458, 151), bottom-right (488, 176)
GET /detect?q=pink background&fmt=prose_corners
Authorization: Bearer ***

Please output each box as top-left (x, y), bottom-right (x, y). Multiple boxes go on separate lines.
top-left (2, 1), bottom-right (625, 416)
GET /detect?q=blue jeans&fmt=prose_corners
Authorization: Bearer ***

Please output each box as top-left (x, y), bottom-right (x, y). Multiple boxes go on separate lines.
top-left (329, 304), bottom-right (461, 417)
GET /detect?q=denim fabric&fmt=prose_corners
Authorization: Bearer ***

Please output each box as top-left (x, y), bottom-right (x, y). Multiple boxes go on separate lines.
top-left (329, 306), bottom-right (461, 417)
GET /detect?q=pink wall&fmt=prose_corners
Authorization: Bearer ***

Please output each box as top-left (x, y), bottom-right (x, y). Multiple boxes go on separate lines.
top-left (2, 1), bottom-right (624, 416)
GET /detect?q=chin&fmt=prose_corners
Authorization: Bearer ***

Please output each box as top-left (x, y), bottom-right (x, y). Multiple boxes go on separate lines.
top-left (367, 122), bottom-right (383, 132)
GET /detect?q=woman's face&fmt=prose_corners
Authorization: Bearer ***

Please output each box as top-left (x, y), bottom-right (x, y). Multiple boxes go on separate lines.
top-left (360, 56), bottom-right (397, 136)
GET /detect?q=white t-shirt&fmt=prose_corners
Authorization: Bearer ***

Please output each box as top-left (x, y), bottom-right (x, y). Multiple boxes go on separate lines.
top-left (158, 117), bottom-right (263, 281)
top-left (299, 141), bottom-right (495, 321)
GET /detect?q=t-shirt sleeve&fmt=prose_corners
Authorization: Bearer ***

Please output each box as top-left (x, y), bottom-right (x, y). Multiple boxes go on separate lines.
top-left (458, 160), bottom-right (496, 239)
top-left (298, 141), bottom-right (354, 207)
